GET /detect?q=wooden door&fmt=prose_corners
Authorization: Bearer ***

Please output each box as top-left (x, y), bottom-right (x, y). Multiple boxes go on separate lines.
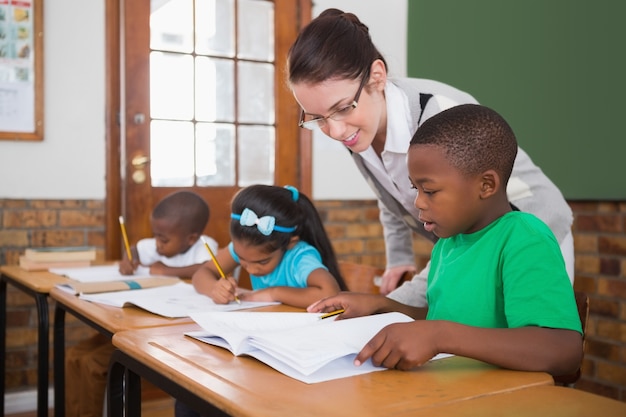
top-left (105, 0), bottom-right (312, 259)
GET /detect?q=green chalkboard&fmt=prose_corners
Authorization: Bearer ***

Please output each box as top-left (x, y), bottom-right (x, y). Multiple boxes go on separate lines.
top-left (407, 0), bottom-right (625, 200)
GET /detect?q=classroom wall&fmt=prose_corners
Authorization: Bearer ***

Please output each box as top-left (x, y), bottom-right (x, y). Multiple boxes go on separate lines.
top-left (5, 1), bottom-right (620, 201)
top-left (0, 0), bottom-right (105, 200)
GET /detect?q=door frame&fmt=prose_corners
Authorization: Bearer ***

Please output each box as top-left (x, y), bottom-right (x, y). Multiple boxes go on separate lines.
top-left (103, 0), bottom-right (313, 260)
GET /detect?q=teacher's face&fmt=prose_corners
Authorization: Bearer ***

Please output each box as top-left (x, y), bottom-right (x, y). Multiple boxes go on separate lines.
top-left (292, 73), bottom-right (386, 153)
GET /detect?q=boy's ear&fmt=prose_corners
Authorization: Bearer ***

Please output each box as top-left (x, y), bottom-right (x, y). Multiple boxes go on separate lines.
top-left (479, 170), bottom-right (500, 199)
top-left (287, 235), bottom-right (300, 249)
top-left (188, 232), bottom-right (201, 245)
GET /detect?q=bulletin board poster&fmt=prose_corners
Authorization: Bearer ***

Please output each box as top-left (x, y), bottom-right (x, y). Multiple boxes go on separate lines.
top-left (0, 0), bottom-right (43, 140)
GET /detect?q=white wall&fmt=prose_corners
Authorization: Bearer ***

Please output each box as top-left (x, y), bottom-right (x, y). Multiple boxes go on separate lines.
top-left (0, 0), bottom-right (406, 201)
top-left (0, 0), bottom-right (105, 199)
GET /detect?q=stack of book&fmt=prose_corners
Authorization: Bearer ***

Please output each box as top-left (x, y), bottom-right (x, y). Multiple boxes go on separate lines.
top-left (19, 246), bottom-right (97, 271)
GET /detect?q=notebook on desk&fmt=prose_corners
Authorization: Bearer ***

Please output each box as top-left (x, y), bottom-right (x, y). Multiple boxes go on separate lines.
top-left (187, 311), bottom-right (451, 384)
top-left (77, 282), bottom-right (279, 318)
top-left (50, 264), bottom-right (155, 282)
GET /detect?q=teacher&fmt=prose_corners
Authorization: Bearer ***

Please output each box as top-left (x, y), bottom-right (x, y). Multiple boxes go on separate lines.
top-left (287, 8), bottom-right (574, 305)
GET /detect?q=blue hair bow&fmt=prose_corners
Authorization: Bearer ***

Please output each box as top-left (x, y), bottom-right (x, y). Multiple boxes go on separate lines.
top-left (231, 208), bottom-right (297, 236)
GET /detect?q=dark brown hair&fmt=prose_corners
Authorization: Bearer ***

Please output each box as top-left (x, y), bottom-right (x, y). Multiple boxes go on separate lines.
top-left (152, 190), bottom-right (210, 235)
top-left (287, 8), bottom-right (387, 85)
top-left (230, 185), bottom-right (347, 290)
top-left (410, 104), bottom-right (518, 183)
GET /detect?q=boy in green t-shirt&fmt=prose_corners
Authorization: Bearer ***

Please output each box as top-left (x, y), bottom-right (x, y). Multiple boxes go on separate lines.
top-left (309, 104), bottom-right (583, 377)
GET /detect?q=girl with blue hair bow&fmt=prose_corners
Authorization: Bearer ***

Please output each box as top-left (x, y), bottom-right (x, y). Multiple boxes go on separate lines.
top-left (192, 184), bottom-right (347, 307)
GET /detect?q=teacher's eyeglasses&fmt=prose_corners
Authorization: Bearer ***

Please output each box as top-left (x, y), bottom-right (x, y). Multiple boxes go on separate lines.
top-left (298, 71), bottom-right (370, 131)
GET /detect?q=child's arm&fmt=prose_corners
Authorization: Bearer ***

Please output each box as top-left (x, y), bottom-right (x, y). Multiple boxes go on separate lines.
top-left (238, 268), bottom-right (341, 308)
top-left (355, 321), bottom-right (583, 377)
top-left (191, 246), bottom-right (239, 304)
top-left (307, 292), bottom-right (428, 320)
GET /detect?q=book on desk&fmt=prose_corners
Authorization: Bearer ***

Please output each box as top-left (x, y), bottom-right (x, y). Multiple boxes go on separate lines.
top-left (187, 311), bottom-right (451, 384)
top-left (23, 246), bottom-right (97, 262)
top-left (52, 264), bottom-right (179, 294)
top-left (57, 275), bottom-right (182, 295)
top-left (19, 246), bottom-right (97, 270)
top-left (19, 257), bottom-right (92, 271)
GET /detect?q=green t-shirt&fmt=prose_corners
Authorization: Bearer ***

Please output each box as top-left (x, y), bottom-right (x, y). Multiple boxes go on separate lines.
top-left (426, 211), bottom-right (582, 334)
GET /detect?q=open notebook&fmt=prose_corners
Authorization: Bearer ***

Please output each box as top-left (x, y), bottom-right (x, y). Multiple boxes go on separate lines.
top-left (57, 280), bottom-right (278, 318)
top-left (50, 264), bottom-right (157, 283)
top-left (187, 311), bottom-right (451, 384)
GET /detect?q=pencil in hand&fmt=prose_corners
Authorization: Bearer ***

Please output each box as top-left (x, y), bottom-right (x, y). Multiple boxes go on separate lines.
top-left (201, 237), bottom-right (240, 304)
top-left (319, 309), bottom-right (345, 320)
top-left (118, 215), bottom-right (133, 261)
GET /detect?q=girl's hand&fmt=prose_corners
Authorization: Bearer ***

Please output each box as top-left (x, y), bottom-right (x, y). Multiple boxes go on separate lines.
top-left (209, 276), bottom-right (239, 304)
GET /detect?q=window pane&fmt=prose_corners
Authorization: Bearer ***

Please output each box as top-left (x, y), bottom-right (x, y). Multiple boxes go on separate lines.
top-left (151, 52), bottom-right (194, 120)
top-left (195, 0), bottom-right (235, 57)
top-left (237, 61), bottom-right (274, 124)
top-left (196, 57), bottom-right (235, 122)
top-left (151, 0), bottom-right (193, 53)
top-left (237, 125), bottom-right (275, 186)
top-left (237, 0), bottom-right (274, 61)
top-left (148, 0), bottom-right (278, 190)
top-left (196, 122), bottom-right (236, 186)
top-left (151, 120), bottom-right (195, 186)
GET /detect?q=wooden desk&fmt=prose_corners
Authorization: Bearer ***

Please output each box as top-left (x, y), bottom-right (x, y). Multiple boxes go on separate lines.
top-left (50, 286), bottom-right (193, 417)
top-left (1, 265), bottom-right (71, 417)
top-left (417, 385), bottom-right (626, 416)
top-left (108, 321), bottom-right (554, 417)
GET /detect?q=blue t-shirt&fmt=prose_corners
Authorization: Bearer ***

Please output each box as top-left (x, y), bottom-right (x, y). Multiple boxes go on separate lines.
top-left (228, 241), bottom-right (327, 290)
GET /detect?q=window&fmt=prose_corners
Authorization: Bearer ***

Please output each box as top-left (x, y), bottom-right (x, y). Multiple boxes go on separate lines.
top-left (149, 0), bottom-right (276, 187)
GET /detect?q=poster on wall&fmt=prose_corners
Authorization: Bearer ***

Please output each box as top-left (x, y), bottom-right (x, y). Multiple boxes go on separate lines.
top-left (0, 0), bottom-right (43, 141)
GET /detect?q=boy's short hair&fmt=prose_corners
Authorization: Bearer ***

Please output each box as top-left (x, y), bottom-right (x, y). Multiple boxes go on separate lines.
top-left (152, 191), bottom-right (209, 235)
top-left (410, 104), bottom-right (518, 183)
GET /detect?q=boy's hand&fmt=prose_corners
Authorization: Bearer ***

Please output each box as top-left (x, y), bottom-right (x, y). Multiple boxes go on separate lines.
top-left (307, 292), bottom-right (382, 319)
top-left (118, 258), bottom-right (138, 275)
top-left (355, 321), bottom-right (438, 370)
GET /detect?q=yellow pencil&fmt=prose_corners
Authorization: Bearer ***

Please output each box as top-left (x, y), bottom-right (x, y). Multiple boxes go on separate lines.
top-left (319, 309), bottom-right (345, 320)
top-left (202, 237), bottom-right (240, 304)
top-left (118, 215), bottom-right (133, 261)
